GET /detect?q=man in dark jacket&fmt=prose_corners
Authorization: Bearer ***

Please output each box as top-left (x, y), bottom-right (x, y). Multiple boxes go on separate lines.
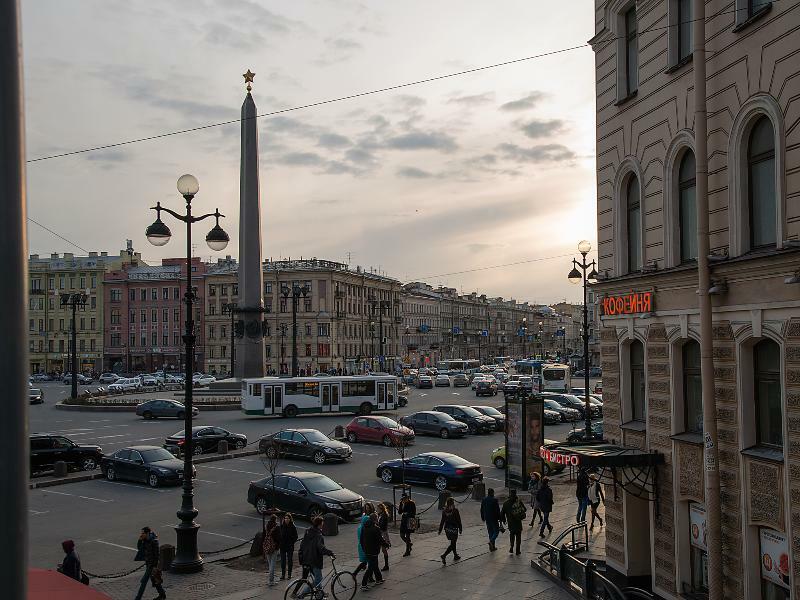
top-left (299, 517), bottom-right (335, 592)
top-left (135, 527), bottom-right (166, 600)
top-left (575, 468), bottom-right (590, 523)
top-left (480, 488), bottom-right (501, 551)
top-left (359, 514), bottom-right (385, 590)
top-left (399, 494), bottom-right (417, 556)
top-left (536, 477), bottom-right (555, 538)
top-left (59, 540), bottom-right (81, 581)
top-left (501, 488), bottom-right (527, 555)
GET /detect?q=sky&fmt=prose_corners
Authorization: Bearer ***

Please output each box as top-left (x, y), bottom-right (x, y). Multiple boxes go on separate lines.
top-left (22, 0), bottom-right (598, 305)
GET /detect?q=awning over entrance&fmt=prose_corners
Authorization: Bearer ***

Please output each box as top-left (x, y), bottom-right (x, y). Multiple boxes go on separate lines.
top-left (28, 569), bottom-right (112, 600)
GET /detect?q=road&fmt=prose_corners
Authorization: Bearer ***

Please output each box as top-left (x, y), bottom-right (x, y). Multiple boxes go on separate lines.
top-left (28, 378), bottom-right (599, 574)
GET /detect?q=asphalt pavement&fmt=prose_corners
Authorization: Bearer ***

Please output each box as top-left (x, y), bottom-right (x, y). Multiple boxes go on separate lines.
top-left (27, 378), bottom-right (597, 575)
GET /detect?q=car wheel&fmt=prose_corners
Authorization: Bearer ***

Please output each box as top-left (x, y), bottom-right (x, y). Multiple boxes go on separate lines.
top-left (148, 473), bottom-right (160, 488)
top-left (265, 445), bottom-right (278, 459)
top-left (434, 475), bottom-right (448, 491)
top-left (494, 456), bottom-right (506, 469)
top-left (255, 495), bottom-right (269, 515)
top-left (382, 434), bottom-right (393, 447)
top-left (106, 466), bottom-right (116, 481)
top-left (142, 411), bottom-right (153, 420)
top-left (346, 432), bottom-right (358, 443)
top-left (308, 505), bottom-right (324, 521)
top-left (192, 445), bottom-right (203, 456)
top-left (380, 468), bottom-right (394, 483)
top-left (359, 402), bottom-right (372, 416)
top-left (468, 423), bottom-right (477, 435)
top-left (313, 451), bottom-right (326, 465)
top-left (80, 457), bottom-right (97, 471)
top-left (560, 414), bottom-right (566, 422)
top-left (176, 411), bottom-right (185, 420)
top-left (284, 405), bottom-right (298, 418)
top-left (440, 428), bottom-right (449, 439)
top-left (235, 440), bottom-right (245, 450)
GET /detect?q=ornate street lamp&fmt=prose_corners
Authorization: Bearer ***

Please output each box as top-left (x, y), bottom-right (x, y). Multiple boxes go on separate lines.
top-left (281, 284), bottom-right (308, 377)
top-left (58, 289), bottom-right (89, 399)
top-left (145, 174), bottom-right (229, 573)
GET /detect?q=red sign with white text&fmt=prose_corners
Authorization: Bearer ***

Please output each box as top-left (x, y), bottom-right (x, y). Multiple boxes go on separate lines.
top-left (539, 446), bottom-right (580, 466)
top-left (601, 291), bottom-right (653, 316)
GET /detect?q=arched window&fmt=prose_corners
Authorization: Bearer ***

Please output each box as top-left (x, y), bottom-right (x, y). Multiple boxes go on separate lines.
top-left (682, 340), bottom-right (702, 432)
top-left (627, 177), bottom-right (642, 272)
top-left (748, 117), bottom-right (776, 249)
top-left (630, 340), bottom-right (645, 421)
top-left (754, 339), bottom-right (782, 447)
top-left (678, 151), bottom-right (697, 263)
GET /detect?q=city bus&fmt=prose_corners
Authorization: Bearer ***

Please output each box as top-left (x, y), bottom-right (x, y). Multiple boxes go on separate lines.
top-left (514, 360), bottom-right (571, 392)
top-left (241, 375), bottom-right (399, 417)
top-left (436, 359), bottom-right (480, 374)
top-left (493, 356), bottom-right (513, 367)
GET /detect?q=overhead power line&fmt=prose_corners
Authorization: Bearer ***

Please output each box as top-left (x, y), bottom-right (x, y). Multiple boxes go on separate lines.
top-left (409, 252), bottom-right (576, 281)
top-left (27, 217), bottom-right (90, 254)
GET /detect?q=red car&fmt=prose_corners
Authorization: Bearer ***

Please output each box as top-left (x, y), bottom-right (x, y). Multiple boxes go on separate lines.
top-left (345, 416), bottom-right (415, 447)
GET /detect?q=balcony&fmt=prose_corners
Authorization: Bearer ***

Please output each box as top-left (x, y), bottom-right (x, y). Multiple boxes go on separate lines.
top-left (394, 316), bottom-right (403, 324)
top-left (334, 290), bottom-right (345, 299)
top-left (334, 310), bottom-right (346, 320)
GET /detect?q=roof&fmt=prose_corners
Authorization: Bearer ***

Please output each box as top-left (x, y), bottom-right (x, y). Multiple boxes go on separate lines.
top-left (420, 452), bottom-right (458, 459)
top-left (125, 445), bottom-right (163, 451)
top-left (281, 471), bottom-right (327, 479)
top-left (29, 568), bottom-right (112, 600)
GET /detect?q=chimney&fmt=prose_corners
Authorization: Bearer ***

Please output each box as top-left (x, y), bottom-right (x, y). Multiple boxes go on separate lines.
top-left (51, 253), bottom-right (59, 259)
top-left (64, 253), bottom-right (73, 259)
top-left (89, 251), bottom-right (97, 257)
top-left (30, 254), bottom-right (39, 260)
top-left (101, 252), bottom-right (108, 257)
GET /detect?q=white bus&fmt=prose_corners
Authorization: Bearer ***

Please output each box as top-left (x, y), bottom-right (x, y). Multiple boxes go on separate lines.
top-left (242, 375), bottom-right (400, 418)
top-left (515, 360), bottom-right (571, 392)
top-left (436, 359), bottom-right (480, 374)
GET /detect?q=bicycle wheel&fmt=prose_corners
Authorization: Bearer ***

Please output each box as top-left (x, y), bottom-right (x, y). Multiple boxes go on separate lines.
top-left (284, 578), bottom-right (311, 600)
top-left (330, 570), bottom-right (357, 600)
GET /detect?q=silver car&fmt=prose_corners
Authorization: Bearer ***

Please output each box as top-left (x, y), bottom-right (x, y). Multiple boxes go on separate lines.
top-left (136, 399), bottom-right (200, 420)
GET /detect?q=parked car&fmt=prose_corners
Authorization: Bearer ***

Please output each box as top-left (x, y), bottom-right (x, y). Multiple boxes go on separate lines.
top-left (518, 376), bottom-right (534, 391)
top-left (434, 374), bottom-right (451, 387)
top-left (544, 398), bottom-right (580, 422)
top-left (31, 373), bottom-right (52, 382)
top-left (135, 398), bottom-right (199, 420)
top-left (416, 375), bottom-right (433, 389)
top-left (470, 374), bottom-right (487, 389)
top-left (566, 421), bottom-right (604, 443)
top-left (30, 434), bottom-right (102, 475)
top-left (544, 393), bottom-right (601, 419)
top-left (193, 375), bottom-right (216, 387)
top-left (490, 440), bottom-right (566, 475)
top-left (474, 380), bottom-right (498, 397)
top-left (452, 373), bottom-right (470, 387)
top-left (399, 411), bottom-right (469, 439)
top-left (164, 426), bottom-right (247, 456)
top-left (471, 405), bottom-right (505, 431)
top-left (108, 377), bottom-right (141, 393)
top-left (376, 451), bottom-right (483, 491)
top-left (573, 369), bottom-right (586, 378)
top-left (62, 373), bottom-right (92, 385)
top-left (345, 416), bottom-right (415, 447)
top-left (259, 429), bottom-right (352, 465)
top-left (502, 380), bottom-right (521, 397)
top-left (140, 376), bottom-right (160, 390)
top-left (101, 445), bottom-right (193, 488)
top-left (98, 373), bottom-right (119, 384)
top-left (433, 404), bottom-right (496, 434)
top-left (569, 389), bottom-right (604, 415)
top-left (248, 472), bottom-right (363, 521)
top-left (594, 381), bottom-right (603, 394)
top-left (29, 383), bottom-right (44, 404)
top-left (544, 408), bottom-right (561, 425)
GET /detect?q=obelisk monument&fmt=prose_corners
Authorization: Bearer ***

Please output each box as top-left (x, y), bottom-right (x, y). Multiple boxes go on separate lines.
top-left (235, 69), bottom-right (266, 378)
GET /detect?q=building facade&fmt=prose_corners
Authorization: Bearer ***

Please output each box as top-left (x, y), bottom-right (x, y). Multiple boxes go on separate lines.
top-left (400, 282), bottom-right (443, 367)
top-left (27, 249), bottom-right (141, 375)
top-left (103, 258), bottom-right (207, 374)
top-left (591, 1), bottom-right (800, 598)
top-left (436, 288), bottom-right (490, 361)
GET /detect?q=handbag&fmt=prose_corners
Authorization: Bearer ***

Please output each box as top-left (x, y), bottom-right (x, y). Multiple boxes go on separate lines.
top-left (150, 568), bottom-right (163, 587)
top-left (80, 572), bottom-right (90, 586)
top-left (380, 530), bottom-right (392, 548)
top-left (444, 525), bottom-right (459, 537)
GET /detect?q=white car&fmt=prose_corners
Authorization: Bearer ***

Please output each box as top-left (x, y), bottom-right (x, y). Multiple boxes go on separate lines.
top-left (108, 377), bottom-right (141, 393)
top-left (98, 373), bottom-right (119, 384)
top-left (140, 376), bottom-right (160, 389)
top-left (434, 374), bottom-right (451, 387)
top-left (193, 375), bottom-right (216, 387)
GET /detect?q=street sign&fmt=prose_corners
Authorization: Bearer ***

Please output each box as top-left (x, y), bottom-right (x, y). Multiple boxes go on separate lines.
top-left (556, 330), bottom-right (566, 337)
top-left (452, 327), bottom-right (461, 334)
top-left (419, 324), bottom-right (430, 333)
top-left (481, 330), bottom-right (489, 337)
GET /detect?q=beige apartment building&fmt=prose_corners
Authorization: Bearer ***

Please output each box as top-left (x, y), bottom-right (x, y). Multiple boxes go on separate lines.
top-left (590, 0), bottom-right (800, 598)
top-left (400, 282), bottom-right (443, 367)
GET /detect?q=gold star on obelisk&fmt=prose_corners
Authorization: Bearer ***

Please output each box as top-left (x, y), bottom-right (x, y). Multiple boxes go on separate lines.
top-left (243, 69), bottom-right (255, 92)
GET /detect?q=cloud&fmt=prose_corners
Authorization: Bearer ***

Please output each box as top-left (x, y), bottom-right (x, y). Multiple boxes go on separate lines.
top-left (384, 131), bottom-right (458, 152)
top-left (315, 36), bottom-right (363, 65)
top-left (397, 166), bottom-right (435, 179)
top-left (84, 148), bottom-right (128, 169)
top-left (326, 37), bottom-right (362, 51)
top-left (447, 92), bottom-right (495, 107)
top-left (317, 133), bottom-right (352, 148)
top-left (393, 95), bottom-right (427, 110)
top-left (276, 152), bottom-right (326, 167)
top-left (518, 119), bottom-right (566, 138)
top-left (203, 22), bottom-right (264, 50)
top-left (344, 147), bottom-right (376, 166)
top-left (223, 0), bottom-right (309, 34)
top-left (499, 92), bottom-right (545, 112)
top-left (467, 243), bottom-right (503, 253)
top-left (496, 142), bottom-right (575, 163)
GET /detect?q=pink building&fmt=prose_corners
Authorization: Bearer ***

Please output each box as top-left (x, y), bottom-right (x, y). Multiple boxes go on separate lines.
top-left (103, 258), bottom-right (206, 374)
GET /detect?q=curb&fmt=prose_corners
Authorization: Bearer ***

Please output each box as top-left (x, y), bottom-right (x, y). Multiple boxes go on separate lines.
top-left (29, 448), bottom-right (261, 489)
top-left (54, 401), bottom-right (242, 412)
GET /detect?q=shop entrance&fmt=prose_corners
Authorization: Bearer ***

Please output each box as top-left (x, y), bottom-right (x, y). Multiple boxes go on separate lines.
top-left (624, 489), bottom-right (652, 579)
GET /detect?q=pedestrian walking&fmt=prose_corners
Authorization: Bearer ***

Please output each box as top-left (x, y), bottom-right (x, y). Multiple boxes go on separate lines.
top-left (501, 488), bottom-right (527, 555)
top-left (399, 493), bottom-right (417, 556)
top-left (536, 477), bottom-right (555, 538)
top-left (527, 472), bottom-right (543, 527)
top-left (376, 503), bottom-right (391, 571)
top-left (354, 502), bottom-right (375, 581)
top-left (438, 497), bottom-right (462, 565)
top-left (279, 513), bottom-right (298, 580)
top-left (134, 527), bottom-right (166, 600)
top-left (359, 513), bottom-right (385, 590)
top-left (480, 488), bottom-right (501, 551)
top-left (576, 468), bottom-right (591, 523)
top-left (589, 473), bottom-right (605, 528)
top-left (59, 540), bottom-right (81, 582)
top-left (263, 515), bottom-right (280, 586)
top-left (297, 517), bottom-right (335, 593)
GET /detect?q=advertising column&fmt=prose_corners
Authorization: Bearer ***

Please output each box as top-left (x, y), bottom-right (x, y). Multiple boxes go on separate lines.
top-left (504, 392), bottom-right (544, 489)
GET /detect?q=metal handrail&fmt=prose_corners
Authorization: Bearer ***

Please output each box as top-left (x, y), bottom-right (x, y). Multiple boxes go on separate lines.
top-left (621, 587), bottom-right (656, 599)
top-left (538, 521), bottom-right (589, 558)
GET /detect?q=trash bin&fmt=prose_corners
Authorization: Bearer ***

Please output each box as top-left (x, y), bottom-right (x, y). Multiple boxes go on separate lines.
top-left (322, 513), bottom-right (339, 536)
top-left (334, 425), bottom-right (345, 439)
top-left (437, 490), bottom-right (451, 509)
top-left (217, 440), bottom-right (229, 454)
top-left (159, 544), bottom-right (175, 571)
top-left (250, 531), bottom-right (264, 557)
top-left (53, 461), bottom-right (68, 478)
top-left (471, 482), bottom-right (486, 500)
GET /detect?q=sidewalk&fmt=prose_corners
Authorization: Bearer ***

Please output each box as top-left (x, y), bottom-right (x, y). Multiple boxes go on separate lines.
top-left (93, 481), bottom-right (604, 599)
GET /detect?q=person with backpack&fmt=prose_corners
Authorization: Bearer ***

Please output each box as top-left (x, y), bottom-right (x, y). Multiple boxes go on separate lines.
top-left (399, 493), bottom-right (417, 556)
top-left (527, 471), bottom-right (543, 527)
top-left (354, 503), bottom-right (375, 582)
top-left (298, 517), bottom-right (335, 593)
top-left (438, 497), bottom-right (462, 565)
top-left (279, 513), bottom-right (298, 581)
top-left (263, 515), bottom-right (281, 586)
top-left (480, 488), bottom-right (501, 552)
top-left (536, 477), bottom-right (555, 538)
top-left (589, 473), bottom-right (605, 528)
top-left (376, 503), bottom-right (391, 571)
top-left (501, 488), bottom-right (527, 555)
top-left (359, 513), bottom-right (385, 590)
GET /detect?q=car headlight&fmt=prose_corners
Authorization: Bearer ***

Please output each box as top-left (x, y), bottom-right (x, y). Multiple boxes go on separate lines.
top-left (324, 502), bottom-right (341, 509)
top-left (323, 447), bottom-right (335, 454)
top-left (156, 468), bottom-right (172, 474)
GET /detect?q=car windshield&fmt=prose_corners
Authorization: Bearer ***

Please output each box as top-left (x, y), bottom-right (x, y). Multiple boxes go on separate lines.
top-left (375, 417), bottom-right (400, 428)
top-left (477, 406), bottom-right (502, 416)
top-left (140, 448), bottom-right (176, 462)
top-left (445, 456), bottom-right (473, 467)
top-left (544, 400), bottom-right (562, 410)
top-left (303, 431), bottom-right (329, 443)
top-left (460, 407), bottom-right (482, 417)
top-left (302, 475), bottom-right (342, 493)
top-left (170, 431), bottom-right (186, 438)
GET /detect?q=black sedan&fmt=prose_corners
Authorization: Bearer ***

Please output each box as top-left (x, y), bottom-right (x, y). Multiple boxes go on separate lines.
top-left (165, 426), bottom-right (247, 456)
top-left (101, 445), bottom-right (194, 488)
top-left (471, 405), bottom-right (506, 431)
top-left (30, 434), bottom-right (103, 475)
top-left (433, 404), bottom-right (496, 434)
top-left (566, 421), bottom-right (604, 443)
top-left (376, 452), bottom-right (483, 491)
top-left (136, 399), bottom-right (200, 420)
top-left (248, 471), bottom-right (363, 522)
top-left (259, 429), bottom-right (352, 465)
top-left (399, 411), bottom-right (469, 439)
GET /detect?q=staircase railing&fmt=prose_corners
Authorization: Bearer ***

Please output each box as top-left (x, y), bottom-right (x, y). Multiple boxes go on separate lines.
top-left (538, 521), bottom-right (589, 563)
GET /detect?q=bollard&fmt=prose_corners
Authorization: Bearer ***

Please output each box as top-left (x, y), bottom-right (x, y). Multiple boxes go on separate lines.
top-left (250, 531), bottom-right (264, 557)
top-left (217, 440), bottom-right (229, 454)
top-left (437, 490), bottom-right (451, 509)
top-left (472, 482), bottom-right (486, 501)
top-left (159, 544), bottom-right (175, 571)
top-left (334, 425), bottom-right (345, 439)
top-left (322, 513), bottom-right (339, 536)
top-left (53, 461), bottom-right (68, 478)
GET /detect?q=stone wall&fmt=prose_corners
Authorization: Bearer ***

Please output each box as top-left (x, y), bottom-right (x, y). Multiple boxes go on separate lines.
top-left (786, 319), bottom-right (800, 600)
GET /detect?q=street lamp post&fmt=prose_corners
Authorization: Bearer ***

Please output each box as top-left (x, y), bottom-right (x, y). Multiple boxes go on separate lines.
top-left (145, 174), bottom-right (229, 573)
top-left (520, 318), bottom-right (528, 359)
top-left (568, 240), bottom-right (598, 442)
top-left (282, 285), bottom-right (309, 377)
top-left (476, 330), bottom-right (482, 364)
top-left (59, 290), bottom-right (89, 400)
top-left (279, 323), bottom-right (288, 373)
top-left (369, 321), bottom-right (376, 371)
top-left (222, 303), bottom-right (237, 376)
top-left (538, 321), bottom-right (544, 358)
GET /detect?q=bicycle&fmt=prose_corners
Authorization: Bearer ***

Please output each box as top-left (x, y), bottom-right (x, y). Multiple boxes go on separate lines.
top-left (284, 558), bottom-right (357, 600)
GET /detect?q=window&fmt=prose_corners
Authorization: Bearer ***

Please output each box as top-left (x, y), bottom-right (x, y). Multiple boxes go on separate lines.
top-left (151, 309), bottom-right (157, 323)
top-left (130, 289), bottom-right (136, 301)
top-left (209, 326), bottom-right (215, 340)
top-left (162, 334), bottom-right (168, 346)
top-left (265, 299), bottom-right (272, 313)
top-left (90, 297), bottom-right (96, 309)
top-left (141, 334), bottom-right (147, 346)
top-left (625, 6), bottom-right (638, 96)
top-left (280, 299), bottom-right (287, 313)
top-left (209, 303), bottom-right (217, 315)
top-left (626, 176), bottom-right (642, 272)
top-left (221, 345), bottom-right (227, 358)
top-left (110, 289), bottom-right (121, 302)
top-left (304, 299), bottom-right (312, 312)
top-left (79, 317), bottom-right (85, 330)
top-left (678, 151), bottom-right (698, 262)
top-left (305, 344), bottom-right (312, 357)
top-left (110, 310), bottom-right (120, 325)
top-left (266, 345), bottom-right (272, 358)
top-left (173, 287), bottom-right (180, 300)
top-left (683, 340), bottom-right (702, 433)
top-left (630, 340), bottom-right (645, 421)
top-left (163, 309), bottom-right (168, 323)
top-left (174, 308), bottom-right (180, 322)
top-left (265, 282), bottom-right (272, 294)
top-left (140, 289), bottom-right (146, 301)
top-left (220, 285), bottom-right (228, 297)
top-left (754, 339), bottom-right (782, 448)
top-left (305, 324), bottom-right (312, 336)
top-left (676, 0), bottom-right (692, 62)
top-left (29, 319), bottom-right (34, 331)
top-left (151, 288), bottom-right (157, 300)
top-left (758, 528), bottom-right (789, 599)
top-left (130, 310), bottom-right (136, 323)
top-left (129, 333), bottom-right (136, 347)
top-left (173, 333), bottom-right (180, 346)
top-left (688, 503), bottom-right (708, 593)
top-left (748, 117), bottom-right (776, 249)
top-left (48, 340), bottom-right (54, 352)
top-left (221, 325), bottom-right (227, 338)
top-left (90, 276), bottom-right (96, 288)
top-left (318, 323), bottom-right (330, 337)
top-left (90, 318), bottom-right (95, 330)
top-left (747, 0), bottom-right (771, 19)
top-left (163, 287), bottom-right (169, 299)
top-left (59, 340), bottom-right (64, 352)
top-left (79, 339), bottom-right (85, 351)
